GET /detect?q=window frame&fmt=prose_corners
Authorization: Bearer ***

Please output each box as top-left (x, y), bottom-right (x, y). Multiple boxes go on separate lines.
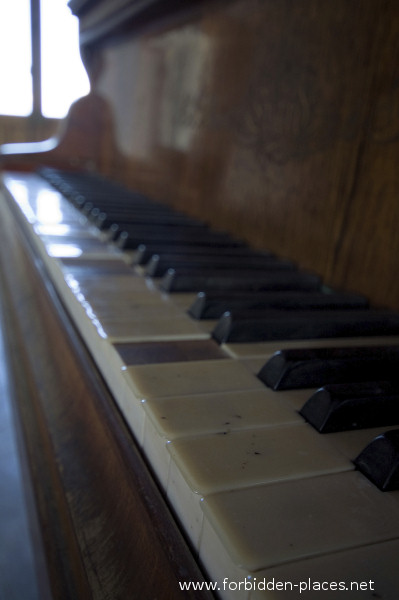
top-left (31, 0), bottom-right (42, 116)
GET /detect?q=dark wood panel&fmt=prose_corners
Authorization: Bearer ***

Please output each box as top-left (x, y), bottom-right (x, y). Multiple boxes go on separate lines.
top-left (91, 0), bottom-right (399, 309)
top-left (326, 0), bottom-right (399, 308)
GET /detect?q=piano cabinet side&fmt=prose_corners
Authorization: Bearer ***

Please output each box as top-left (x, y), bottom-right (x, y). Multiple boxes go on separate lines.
top-left (0, 187), bottom-right (213, 598)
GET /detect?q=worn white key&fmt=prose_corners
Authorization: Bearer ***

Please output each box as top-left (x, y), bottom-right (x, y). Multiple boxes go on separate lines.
top-left (144, 388), bottom-right (304, 439)
top-left (123, 359), bottom-right (265, 400)
top-left (200, 471), bottom-right (399, 574)
top-left (142, 388), bottom-right (305, 489)
top-left (167, 425), bottom-right (352, 553)
top-left (249, 539), bottom-right (399, 599)
top-left (168, 424), bottom-right (351, 495)
top-left (95, 314), bottom-right (209, 342)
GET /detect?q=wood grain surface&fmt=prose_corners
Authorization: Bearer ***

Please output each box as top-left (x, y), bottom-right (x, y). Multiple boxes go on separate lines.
top-left (2, 0), bottom-right (399, 310)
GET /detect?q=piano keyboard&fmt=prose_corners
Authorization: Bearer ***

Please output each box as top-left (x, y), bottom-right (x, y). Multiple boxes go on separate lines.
top-left (4, 169), bottom-right (399, 599)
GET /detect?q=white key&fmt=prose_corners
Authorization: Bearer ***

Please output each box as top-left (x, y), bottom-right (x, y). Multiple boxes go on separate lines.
top-left (123, 359), bottom-right (265, 399)
top-left (200, 471), bottom-right (399, 573)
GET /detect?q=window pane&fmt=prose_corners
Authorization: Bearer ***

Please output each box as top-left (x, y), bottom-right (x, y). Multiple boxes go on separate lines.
top-left (0, 0), bottom-right (33, 116)
top-left (41, 0), bottom-right (90, 119)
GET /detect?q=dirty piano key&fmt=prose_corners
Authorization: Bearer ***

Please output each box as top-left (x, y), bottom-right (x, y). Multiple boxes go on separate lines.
top-left (143, 387), bottom-right (304, 439)
top-left (142, 387), bottom-right (308, 490)
top-left (258, 344), bottom-right (399, 390)
top-left (123, 357), bottom-right (267, 496)
top-left (189, 289), bottom-right (369, 319)
top-left (110, 340), bottom-right (229, 446)
top-left (212, 308), bottom-right (399, 343)
top-left (300, 381), bottom-right (399, 433)
top-left (166, 424), bottom-right (351, 546)
top-left (168, 424), bottom-right (351, 495)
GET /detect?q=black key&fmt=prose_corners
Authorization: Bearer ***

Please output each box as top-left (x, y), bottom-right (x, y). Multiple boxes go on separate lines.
top-left (112, 222), bottom-right (213, 238)
top-left (300, 381), bottom-right (399, 433)
top-left (98, 212), bottom-right (206, 230)
top-left (134, 244), bottom-right (265, 265)
top-left (146, 254), bottom-right (295, 277)
top-left (86, 198), bottom-right (154, 211)
top-left (91, 206), bottom-right (193, 225)
top-left (354, 429), bottom-right (399, 491)
top-left (258, 345), bottom-right (399, 390)
top-left (118, 230), bottom-right (245, 250)
top-left (189, 290), bottom-right (369, 319)
top-left (212, 309), bottom-right (399, 344)
top-left (88, 202), bottom-right (175, 214)
top-left (161, 269), bottom-right (321, 293)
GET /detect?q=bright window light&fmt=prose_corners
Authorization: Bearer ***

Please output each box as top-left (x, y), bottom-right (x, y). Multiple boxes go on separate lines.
top-left (41, 0), bottom-right (90, 118)
top-left (0, 0), bottom-right (90, 118)
top-left (0, 0), bottom-right (33, 116)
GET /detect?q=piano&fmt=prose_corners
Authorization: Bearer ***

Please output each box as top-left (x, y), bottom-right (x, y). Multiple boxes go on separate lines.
top-left (2, 1), bottom-right (399, 598)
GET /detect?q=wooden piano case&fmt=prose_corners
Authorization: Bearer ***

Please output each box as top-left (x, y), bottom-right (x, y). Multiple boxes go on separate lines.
top-left (2, 0), bottom-right (399, 598)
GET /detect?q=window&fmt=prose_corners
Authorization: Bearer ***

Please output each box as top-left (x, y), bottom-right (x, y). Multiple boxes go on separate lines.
top-left (0, 0), bottom-right (33, 116)
top-left (0, 0), bottom-right (90, 119)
